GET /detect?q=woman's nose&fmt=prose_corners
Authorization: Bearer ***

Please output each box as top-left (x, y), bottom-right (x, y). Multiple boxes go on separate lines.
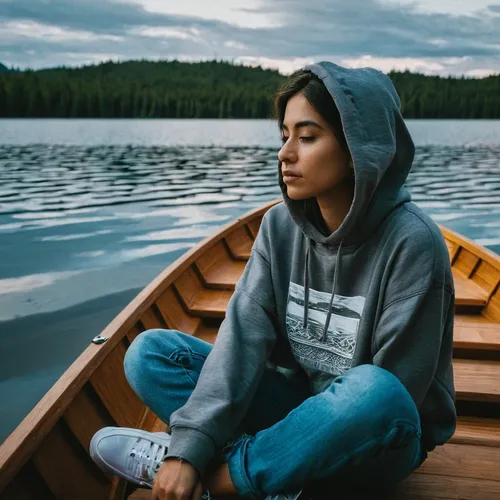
top-left (278, 142), bottom-right (297, 163)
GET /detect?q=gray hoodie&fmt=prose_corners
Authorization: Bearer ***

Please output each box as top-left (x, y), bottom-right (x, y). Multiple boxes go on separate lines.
top-left (166, 61), bottom-right (456, 475)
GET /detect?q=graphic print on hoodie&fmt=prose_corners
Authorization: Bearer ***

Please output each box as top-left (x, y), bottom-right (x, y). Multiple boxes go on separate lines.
top-left (166, 61), bottom-right (457, 477)
top-left (286, 283), bottom-right (366, 377)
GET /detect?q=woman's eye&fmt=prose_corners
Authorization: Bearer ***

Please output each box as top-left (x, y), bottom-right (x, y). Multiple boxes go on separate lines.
top-left (281, 136), bottom-right (315, 144)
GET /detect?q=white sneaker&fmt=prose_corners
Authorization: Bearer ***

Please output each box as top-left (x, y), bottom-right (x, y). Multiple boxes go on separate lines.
top-left (89, 426), bottom-right (212, 499)
top-left (90, 426), bottom-right (304, 500)
top-left (90, 427), bottom-right (171, 488)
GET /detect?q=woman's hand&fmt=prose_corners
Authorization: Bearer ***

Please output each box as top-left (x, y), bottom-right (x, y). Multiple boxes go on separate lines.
top-left (152, 457), bottom-right (204, 500)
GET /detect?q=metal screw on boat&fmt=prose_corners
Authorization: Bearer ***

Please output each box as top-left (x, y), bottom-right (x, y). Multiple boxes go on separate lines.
top-left (92, 335), bottom-right (109, 345)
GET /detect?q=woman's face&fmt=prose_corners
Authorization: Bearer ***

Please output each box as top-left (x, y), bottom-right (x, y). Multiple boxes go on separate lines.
top-left (279, 92), bottom-right (353, 202)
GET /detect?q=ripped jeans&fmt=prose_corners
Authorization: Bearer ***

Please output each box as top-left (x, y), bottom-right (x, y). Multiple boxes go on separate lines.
top-left (124, 329), bottom-right (427, 498)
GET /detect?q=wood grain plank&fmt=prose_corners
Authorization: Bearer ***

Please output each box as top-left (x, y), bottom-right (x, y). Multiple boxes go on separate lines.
top-left (194, 323), bottom-right (219, 344)
top-left (485, 285), bottom-right (500, 321)
top-left (445, 239), bottom-right (460, 264)
top-left (63, 383), bottom-right (115, 453)
top-left (90, 341), bottom-right (145, 428)
top-left (140, 306), bottom-right (166, 331)
top-left (126, 323), bottom-right (144, 344)
top-left (224, 227), bottom-right (253, 260)
top-left (390, 474), bottom-right (500, 500)
top-left (196, 242), bottom-right (246, 290)
top-left (173, 266), bottom-right (204, 307)
top-left (188, 289), bottom-right (232, 318)
top-left (246, 218), bottom-right (262, 239)
top-left (453, 358), bottom-right (500, 402)
top-left (32, 421), bottom-right (111, 500)
top-left (453, 315), bottom-right (500, 351)
top-left (0, 460), bottom-right (54, 500)
top-left (453, 269), bottom-right (489, 307)
top-left (151, 418), bottom-right (168, 434)
top-left (473, 261), bottom-right (500, 298)
top-left (415, 442), bottom-right (500, 482)
top-left (454, 248), bottom-right (481, 278)
top-left (174, 267), bottom-right (232, 318)
top-left (129, 488), bottom-right (154, 499)
top-left (441, 225), bottom-right (500, 273)
top-left (137, 408), bottom-right (160, 432)
top-left (451, 417), bottom-right (500, 447)
top-left (156, 287), bottom-right (201, 335)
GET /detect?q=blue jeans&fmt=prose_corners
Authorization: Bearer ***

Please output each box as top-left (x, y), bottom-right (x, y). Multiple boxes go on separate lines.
top-left (124, 329), bottom-right (426, 498)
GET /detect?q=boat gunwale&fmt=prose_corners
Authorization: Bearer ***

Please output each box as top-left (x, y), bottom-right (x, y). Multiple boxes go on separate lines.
top-left (440, 225), bottom-right (500, 275)
top-left (0, 200), bottom-right (279, 492)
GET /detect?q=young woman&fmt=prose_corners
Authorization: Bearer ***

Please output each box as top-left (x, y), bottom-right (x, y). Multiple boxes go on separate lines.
top-left (90, 61), bottom-right (456, 500)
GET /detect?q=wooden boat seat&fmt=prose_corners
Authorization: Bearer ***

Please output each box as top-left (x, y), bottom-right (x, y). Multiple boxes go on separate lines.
top-left (197, 258), bottom-right (246, 290)
top-left (194, 241), bottom-right (246, 290)
top-left (393, 416), bottom-right (500, 499)
top-left (454, 315), bottom-right (500, 351)
top-left (194, 316), bottom-right (500, 352)
top-left (452, 269), bottom-right (489, 308)
top-left (194, 254), bottom-right (492, 308)
top-left (194, 323), bottom-right (219, 343)
top-left (182, 266), bottom-right (492, 321)
top-left (182, 290), bottom-right (230, 318)
top-left (453, 358), bottom-right (500, 402)
top-left (224, 227), bottom-right (253, 261)
top-left (173, 268), bottom-right (232, 318)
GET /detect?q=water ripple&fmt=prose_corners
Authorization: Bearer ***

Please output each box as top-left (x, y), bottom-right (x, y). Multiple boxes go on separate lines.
top-left (1, 145), bottom-right (499, 216)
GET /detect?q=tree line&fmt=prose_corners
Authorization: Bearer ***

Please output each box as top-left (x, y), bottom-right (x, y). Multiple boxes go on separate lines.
top-left (0, 59), bottom-right (499, 119)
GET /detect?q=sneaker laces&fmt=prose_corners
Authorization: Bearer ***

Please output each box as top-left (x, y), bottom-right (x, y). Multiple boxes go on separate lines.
top-left (266, 491), bottom-right (303, 500)
top-left (127, 437), bottom-right (167, 483)
top-left (126, 437), bottom-right (212, 499)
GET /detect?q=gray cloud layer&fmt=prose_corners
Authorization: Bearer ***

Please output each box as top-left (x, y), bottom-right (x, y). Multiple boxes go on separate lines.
top-left (1, 0), bottom-right (499, 74)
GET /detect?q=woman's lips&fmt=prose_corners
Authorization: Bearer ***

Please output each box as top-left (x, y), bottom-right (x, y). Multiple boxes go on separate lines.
top-left (283, 174), bottom-right (302, 183)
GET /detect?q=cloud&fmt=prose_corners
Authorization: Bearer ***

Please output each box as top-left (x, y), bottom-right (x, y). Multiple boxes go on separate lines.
top-left (236, 0), bottom-right (500, 59)
top-left (0, 0), bottom-right (499, 76)
top-left (0, 0), bottom-right (219, 34)
top-left (488, 4), bottom-right (500, 13)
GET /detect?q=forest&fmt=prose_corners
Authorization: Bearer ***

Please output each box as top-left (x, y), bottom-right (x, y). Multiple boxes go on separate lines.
top-left (0, 59), bottom-right (499, 119)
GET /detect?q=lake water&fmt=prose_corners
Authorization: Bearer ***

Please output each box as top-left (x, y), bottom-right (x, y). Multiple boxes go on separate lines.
top-left (1, 118), bottom-right (500, 443)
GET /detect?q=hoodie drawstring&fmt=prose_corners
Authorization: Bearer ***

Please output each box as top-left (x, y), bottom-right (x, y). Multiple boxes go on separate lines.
top-left (302, 239), bottom-right (310, 329)
top-left (322, 239), bottom-right (343, 342)
top-left (302, 239), bottom-right (344, 343)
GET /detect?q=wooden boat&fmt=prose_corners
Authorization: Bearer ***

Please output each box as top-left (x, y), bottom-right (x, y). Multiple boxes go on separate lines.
top-left (0, 199), bottom-right (499, 500)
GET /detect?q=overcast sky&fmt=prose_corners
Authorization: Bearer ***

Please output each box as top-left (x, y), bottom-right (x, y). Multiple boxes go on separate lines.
top-left (1, 0), bottom-right (500, 77)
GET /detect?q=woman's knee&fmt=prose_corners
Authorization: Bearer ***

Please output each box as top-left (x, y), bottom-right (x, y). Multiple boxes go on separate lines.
top-left (327, 364), bottom-right (419, 427)
top-left (124, 329), bottom-right (181, 395)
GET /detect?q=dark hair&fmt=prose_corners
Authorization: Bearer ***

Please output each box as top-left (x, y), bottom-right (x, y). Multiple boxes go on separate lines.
top-left (273, 70), bottom-right (348, 152)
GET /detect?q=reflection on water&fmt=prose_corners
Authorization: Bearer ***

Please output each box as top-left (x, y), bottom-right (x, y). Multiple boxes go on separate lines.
top-left (0, 142), bottom-right (499, 444)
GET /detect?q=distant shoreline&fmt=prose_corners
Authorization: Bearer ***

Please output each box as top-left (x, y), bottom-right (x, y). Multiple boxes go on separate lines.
top-left (2, 60), bottom-right (500, 119)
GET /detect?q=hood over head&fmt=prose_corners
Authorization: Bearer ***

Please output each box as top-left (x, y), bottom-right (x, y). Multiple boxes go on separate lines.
top-left (278, 61), bottom-right (415, 247)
